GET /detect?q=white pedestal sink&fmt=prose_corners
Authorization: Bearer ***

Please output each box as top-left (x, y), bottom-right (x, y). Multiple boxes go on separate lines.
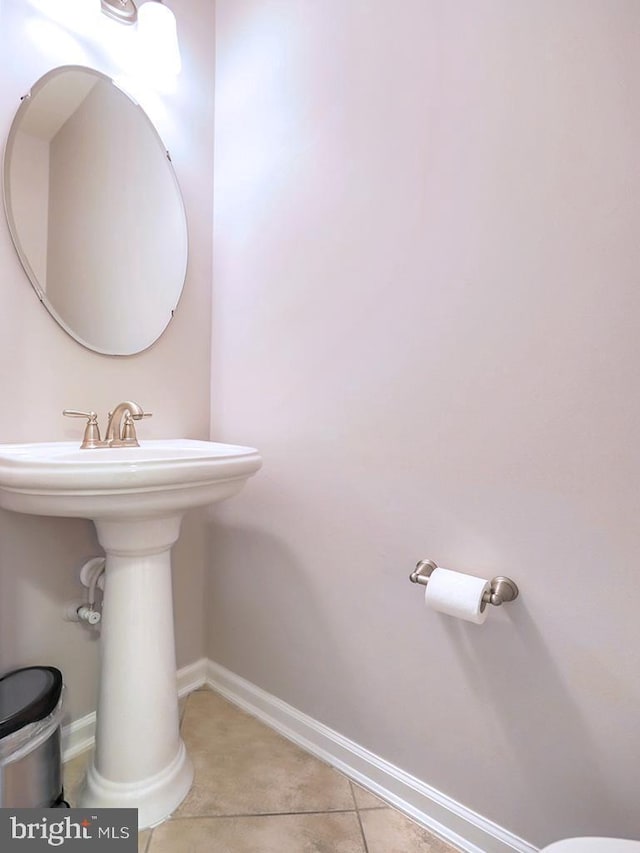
top-left (0, 439), bottom-right (261, 827)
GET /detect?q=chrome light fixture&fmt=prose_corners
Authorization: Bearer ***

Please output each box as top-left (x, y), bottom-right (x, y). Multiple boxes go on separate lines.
top-left (137, 1), bottom-right (181, 75)
top-left (100, 0), bottom-right (181, 75)
top-left (101, 0), bottom-right (138, 25)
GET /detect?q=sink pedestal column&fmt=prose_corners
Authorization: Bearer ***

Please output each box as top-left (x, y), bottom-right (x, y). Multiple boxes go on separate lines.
top-left (79, 515), bottom-right (194, 828)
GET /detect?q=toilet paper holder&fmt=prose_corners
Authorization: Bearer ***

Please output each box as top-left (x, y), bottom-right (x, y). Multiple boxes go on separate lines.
top-left (409, 559), bottom-right (519, 607)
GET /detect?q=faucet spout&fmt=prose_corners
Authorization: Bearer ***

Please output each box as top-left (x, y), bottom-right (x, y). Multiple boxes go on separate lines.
top-left (105, 401), bottom-right (150, 446)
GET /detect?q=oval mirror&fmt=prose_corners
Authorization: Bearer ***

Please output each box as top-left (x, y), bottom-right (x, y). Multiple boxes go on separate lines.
top-left (2, 66), bottom-right (188, 355)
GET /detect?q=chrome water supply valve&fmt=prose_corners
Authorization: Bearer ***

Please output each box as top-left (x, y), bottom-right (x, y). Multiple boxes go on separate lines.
top-left (64, 557), bottom-right (106, 627)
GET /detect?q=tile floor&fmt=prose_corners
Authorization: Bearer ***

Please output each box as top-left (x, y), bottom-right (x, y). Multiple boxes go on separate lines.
top-left (64, 688), bottom-right (459, 853)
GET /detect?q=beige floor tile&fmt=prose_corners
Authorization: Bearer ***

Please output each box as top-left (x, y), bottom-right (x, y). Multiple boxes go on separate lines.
top-left (63, 750), bottom-right (91, 806)
top-left (175, 690), bottom-right (354, 817)
top-left (179, 694), bottom-right (189, 724)
top-left (148, 812), bottom-right (366, 853)
top-left (360, 808), bottom-right (458, 853)
top-left (351, 782), bottom-right (387, 810)
top-left (138, 829), bottom-right (152, 852)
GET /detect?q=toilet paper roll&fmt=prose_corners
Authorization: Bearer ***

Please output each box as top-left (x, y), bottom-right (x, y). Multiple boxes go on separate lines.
top-left (424, 567), bottom-right (491, 624)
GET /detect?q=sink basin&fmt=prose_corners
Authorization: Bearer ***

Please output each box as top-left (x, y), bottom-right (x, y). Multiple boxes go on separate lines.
top-left (0, 439), bottom-right (261, 518)
top-left (0, 438), bottom-right (261, 827)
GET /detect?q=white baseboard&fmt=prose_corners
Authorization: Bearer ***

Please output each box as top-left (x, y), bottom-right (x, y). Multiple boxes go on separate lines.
top-left (176, 657), bottom-right (210, 697)
top-left (62, 711), bottom-right (96, 762)
top-left (205, 660), bottom-right (537, 853)
top-left (61, 657), bottom-right (209, 762)
top-left (62, 657), bottom-right (536, 853)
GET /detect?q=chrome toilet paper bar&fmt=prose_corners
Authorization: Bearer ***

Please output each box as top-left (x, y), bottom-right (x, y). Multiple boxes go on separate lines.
top-left (409, 559), bottom-right (519, 607)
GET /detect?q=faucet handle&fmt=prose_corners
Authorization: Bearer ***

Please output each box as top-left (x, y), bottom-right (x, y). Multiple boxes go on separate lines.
top-left (63, 410), bottom-right (103, 449)
top-left (121, 410), bottom-right (152, 445)
top-left (63, 409), bottom-right (97, 419)
top-left (121, 412), bottom-right (138, 443)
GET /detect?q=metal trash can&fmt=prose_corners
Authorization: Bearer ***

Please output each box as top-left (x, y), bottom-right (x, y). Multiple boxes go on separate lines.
top-left (0, 666), bottom-right (67, 808)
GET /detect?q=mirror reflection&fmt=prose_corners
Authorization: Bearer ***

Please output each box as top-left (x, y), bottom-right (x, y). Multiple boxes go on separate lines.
top-left (2, 66), bottom-right (188, 355)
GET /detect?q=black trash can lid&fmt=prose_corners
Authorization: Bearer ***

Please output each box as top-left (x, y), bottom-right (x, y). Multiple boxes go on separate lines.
top-left (0, 667), bottom-right (63, 739)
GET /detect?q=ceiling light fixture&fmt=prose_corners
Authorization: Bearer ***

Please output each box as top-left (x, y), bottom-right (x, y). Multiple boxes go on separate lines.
top-left (100, 0), bottom-right (181, 77)
top-left (100, 0), bottom-right (138, 26)
top-left (137, 1), bottom-right (181, 76)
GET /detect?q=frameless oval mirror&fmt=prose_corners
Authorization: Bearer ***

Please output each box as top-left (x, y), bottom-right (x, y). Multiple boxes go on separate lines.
top-left (2, 65), bottom-right (188, 355)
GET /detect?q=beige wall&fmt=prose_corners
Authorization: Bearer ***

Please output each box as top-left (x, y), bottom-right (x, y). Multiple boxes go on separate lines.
top-left (208, 1), bottom-right (640, 847)
top-left (0, 0), bottom-right (215, 721)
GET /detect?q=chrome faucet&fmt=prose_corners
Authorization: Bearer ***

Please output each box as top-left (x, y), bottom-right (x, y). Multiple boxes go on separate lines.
top-left (105, 401), bottom-right (151, 446)
top-left (63, 401), bottom-right (152, 448)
